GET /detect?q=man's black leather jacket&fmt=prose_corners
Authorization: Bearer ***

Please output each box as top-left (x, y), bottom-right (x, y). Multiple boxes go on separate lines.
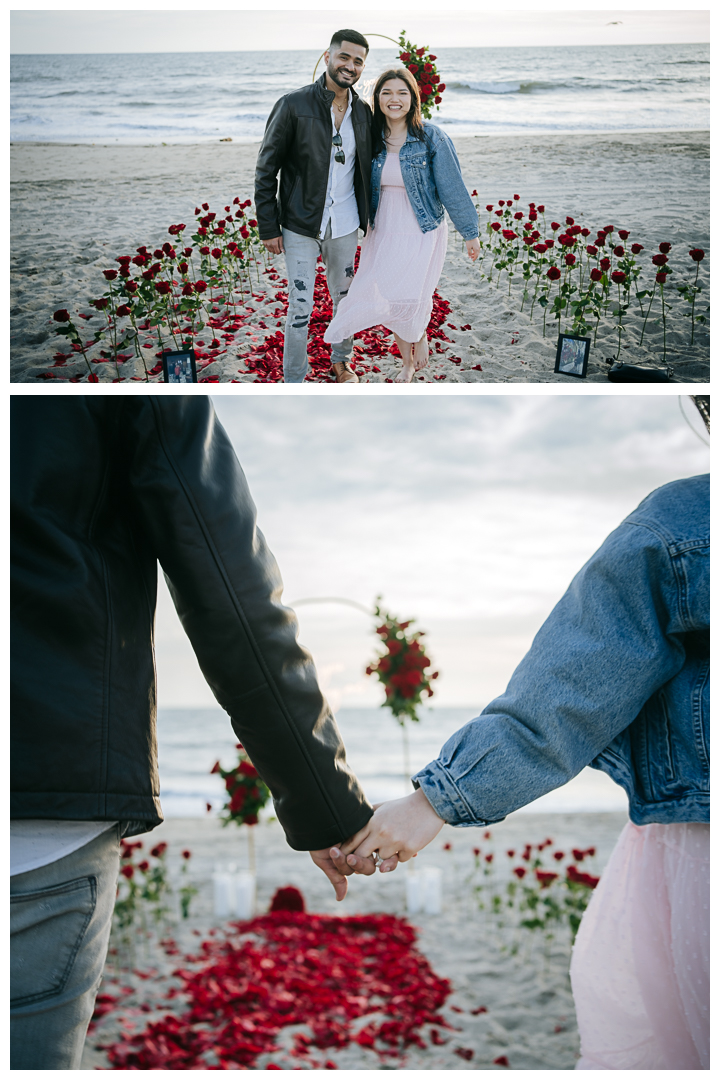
top-left (11, 397), bottom-right (373, 848)
top-left (254, 73), bottom-right (373, 241)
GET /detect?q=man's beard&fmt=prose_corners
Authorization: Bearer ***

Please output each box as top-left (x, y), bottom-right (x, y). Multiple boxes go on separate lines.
top-left (327, 59), bottom-right (360, 88)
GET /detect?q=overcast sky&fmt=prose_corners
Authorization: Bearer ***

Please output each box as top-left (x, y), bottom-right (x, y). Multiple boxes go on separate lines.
top-left (154, 394), bottom-right (709, 713)
top-left (10, 7), bottom-right (709, 53)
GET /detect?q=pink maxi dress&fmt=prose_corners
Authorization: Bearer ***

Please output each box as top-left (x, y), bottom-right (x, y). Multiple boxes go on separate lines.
top-left (324, 150), bottom-right (448, 344)
top-left (570, 821), bottom-right (709, 1069)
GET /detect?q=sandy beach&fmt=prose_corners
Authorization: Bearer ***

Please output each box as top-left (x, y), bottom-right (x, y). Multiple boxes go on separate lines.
top-left (81, 810), bottom-right (628, 1070)
top-left (11, 131), bottom-right (709, 383)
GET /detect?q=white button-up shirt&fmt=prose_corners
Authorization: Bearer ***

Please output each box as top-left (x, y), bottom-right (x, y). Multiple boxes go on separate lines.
top-left (320, 94), bottom-right (360, 240)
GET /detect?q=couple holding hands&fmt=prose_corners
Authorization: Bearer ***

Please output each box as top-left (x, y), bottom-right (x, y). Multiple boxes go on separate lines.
top-left (254, 29), bottom-right (480, 383)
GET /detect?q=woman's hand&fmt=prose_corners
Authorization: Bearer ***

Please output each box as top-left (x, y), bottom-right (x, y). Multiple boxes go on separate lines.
top-left (337, 787), bottom-right (445, 868)
top-left (466, 238), bottom-right (481, 262)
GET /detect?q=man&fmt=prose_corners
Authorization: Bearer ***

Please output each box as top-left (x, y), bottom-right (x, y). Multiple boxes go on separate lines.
top-left (255, 29), bottom-right (373, 383)
top-left (10, 397), bottom-right (374, 1068)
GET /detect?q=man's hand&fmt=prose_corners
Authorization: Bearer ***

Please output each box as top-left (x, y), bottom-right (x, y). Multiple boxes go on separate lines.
top-left (466, 237), bottom-right (481, 262)
top-left (339, 787), bottom-right (445, 864)
top-left (263, 236), bottom-right (284, 255)
top-left (309, 846), bottom-right (390, 901)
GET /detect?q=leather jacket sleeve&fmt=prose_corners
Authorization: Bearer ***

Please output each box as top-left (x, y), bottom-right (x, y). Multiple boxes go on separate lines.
top-left (254, 96), bottom-right (294, 241)
top-left (124, 397), bottom-right (373, 850)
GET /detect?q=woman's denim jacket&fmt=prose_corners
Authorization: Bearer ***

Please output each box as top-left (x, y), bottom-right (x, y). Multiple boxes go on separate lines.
top-left (369, 123), bottom-right (479, 241)
top-left (415, 475), bottom-right (709, 827)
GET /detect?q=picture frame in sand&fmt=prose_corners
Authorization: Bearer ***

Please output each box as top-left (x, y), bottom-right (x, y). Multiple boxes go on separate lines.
top-left (162, 349), bottom-right (198, 383)
top-left (554, 333), bottom-right (590, 379)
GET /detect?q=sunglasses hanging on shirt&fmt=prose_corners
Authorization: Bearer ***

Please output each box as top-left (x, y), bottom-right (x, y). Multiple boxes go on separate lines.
top-left (332, 133), bottom-right (345, 165)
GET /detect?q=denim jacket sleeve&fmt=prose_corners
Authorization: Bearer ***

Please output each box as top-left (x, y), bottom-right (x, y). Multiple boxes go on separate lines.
top-left (414, 516), bottom-right (693, 825)
top-left (428, 129), bottom-right (479, 241)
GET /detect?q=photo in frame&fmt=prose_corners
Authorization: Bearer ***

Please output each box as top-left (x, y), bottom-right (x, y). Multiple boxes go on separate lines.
top-left (554, 334), bottom-right (590, 379)
top-left (162, 350), bottom-right (198, 383)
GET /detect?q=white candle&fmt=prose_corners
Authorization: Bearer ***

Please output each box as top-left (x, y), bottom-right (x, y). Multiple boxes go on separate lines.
top-left (233, 871), bottom-right (256, 919)
top-left (423, 867), bottom-right (442, 915)
top-left (405, 870), bottom-right (424, 914)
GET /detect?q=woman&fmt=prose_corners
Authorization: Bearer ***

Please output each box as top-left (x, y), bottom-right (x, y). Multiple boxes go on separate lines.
top-left (333, 457), bottom-right (710, 1069)
top-left (324, 67), bottom-right (480, 382)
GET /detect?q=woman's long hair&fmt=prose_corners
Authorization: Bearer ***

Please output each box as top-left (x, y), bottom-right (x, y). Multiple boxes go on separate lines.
top-left (371, 67), bottom-right (426, 156)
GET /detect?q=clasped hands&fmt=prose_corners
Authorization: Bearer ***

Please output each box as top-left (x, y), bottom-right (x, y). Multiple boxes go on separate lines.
top-left (310, 786), bottom-right (445, 901)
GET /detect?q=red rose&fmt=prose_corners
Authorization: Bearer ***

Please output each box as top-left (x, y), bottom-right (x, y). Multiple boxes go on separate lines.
top-left (631, 243), bottom-right (644, 255)
top-left (408, 63), bottom-right (418, 73)
top-left (513, 211), bottom-right (523, 220)
top-left (545, 238), bottom-right (555, 248)
top-left (138, 860), bottom-right (150, 872)
top-left (553, 850), bottom-right (565, 860)
top-left (652, 253), bottom-right (668, 266)
top-left (513, 867), bottom-right (526, 879)
top-left (118, 267), bottom-right (130, 278)
top-left (498, 200), bottom-right (505, 206)
top-left (244, 813), bottom-right (259, 826)
top-left (501, 229), bottom-right (517, 241)
top-left (53, 309), bottom-right (71, 322)
top-left (533, 243), bottom-right (547, 253)
top-left (103, 269), bottom-right (117, 280)
top-left (116, 304), bottom-right (132, 317)
top-left (547, 266), bottom-right (561, 280)
top-left (434, 95), bottom-right (442, 104)
top-left (183, 247), bottom-right (193, 257)
top-left (124, 280), bottom-right (138, 293)
top-left (400, 51), bottom-right (410, 61)
top-left (513, 194), bottom-right (520, 201)
top-left (240, 227), bottom-right (250, 239)
top-left (178, 261), bottom-right (188, 274)
top-left (537, 205), bottom-right (545, 213)
top-left (536, 870), bottom-right (558, 888)
top-left (603, 225), bottom-right (614, 233)
top-left (565, 253), bottom-right (576, 266)
top-left (590, 268), bottom-right (603, 282)
top-left (248, 219), bottom-right (258, 227)
top-left (596, 234), bottom-right (606, 247)
top-left (197, 227), bottom-right (208, 237)
top-left (201, 202), bottom-right (209, 211)
top-left (611, 270), bottom-right (626, 284)
top-left (586, 244), bottom-right (598, 256)
top-left (494, 209), bottom-right (503, 217)
top-left (656, 271), bottom-right (668, 284)
top-left (153, 249), bottom-right (164, 259)
top-left (416, 47), bottom-right (425, 56)
top-left (600, 257), bottom-right (611, 271)
top-left (490, 221), bottom-right (501, 231)
top-left (200, 246), bottom-right (210, 255)
top-left (121, 864), bottom-right (134, 879)
top-left (428, 53), bottom-right (437, 60)
top-left (658, 242), bottom-right (672, 254)
top-left (93, 297), bottom-right (109, 310)
top-left (155, 281), bottom-right (172, 295)
top-left (550, 221), bottom-right (561, 231)
top-left (581, 228), bottom-right (590, 237)
top-left (437, 83), bottom-right (446, 92)
top-left (211, 247), bottom-right (222, 259)
top-left (618, 229), bottom-right (629, 240)
top-left (689, 248), bottom-right (705, 261)
top-left (613, 245), bottom-right (624, 257)
top-left (424, 62), bottom-right (433, 72)
top-left (529, 211), bottom-right (538, 220)
top-left (565, 216), bottom-right (574, 225)
top-left (181, 283), bottom-right (194, 296)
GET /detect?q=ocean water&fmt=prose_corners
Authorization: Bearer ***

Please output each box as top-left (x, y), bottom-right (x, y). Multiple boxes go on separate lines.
top-left (157, 706), bottom-right (627, 818)
top-left (10, 43), bottom-right (708, 144)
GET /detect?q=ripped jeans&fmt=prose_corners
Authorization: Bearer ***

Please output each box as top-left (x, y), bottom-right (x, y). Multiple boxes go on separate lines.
top-left (282, 225), bottom-right (358, 383)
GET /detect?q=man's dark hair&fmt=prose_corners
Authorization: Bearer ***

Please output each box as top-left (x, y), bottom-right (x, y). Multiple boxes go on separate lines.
top-left (329, 29), bottom-right (370, 54)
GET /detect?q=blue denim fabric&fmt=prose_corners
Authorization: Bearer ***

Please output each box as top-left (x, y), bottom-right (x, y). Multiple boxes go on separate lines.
top-left (369, 124), bottom-right (479, 241)
top-left (11, 826), bottom-right (121, 1068)
top-left (415, 475), bottom-right (709, 827)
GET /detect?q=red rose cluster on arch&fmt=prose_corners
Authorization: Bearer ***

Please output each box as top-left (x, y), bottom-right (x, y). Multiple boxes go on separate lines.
top-left (211, 743), bottom-right (271, 826)
top-left (397, 29), bottom-right (445, 120)
top-left (366, 601), bottom-right (439, 723)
